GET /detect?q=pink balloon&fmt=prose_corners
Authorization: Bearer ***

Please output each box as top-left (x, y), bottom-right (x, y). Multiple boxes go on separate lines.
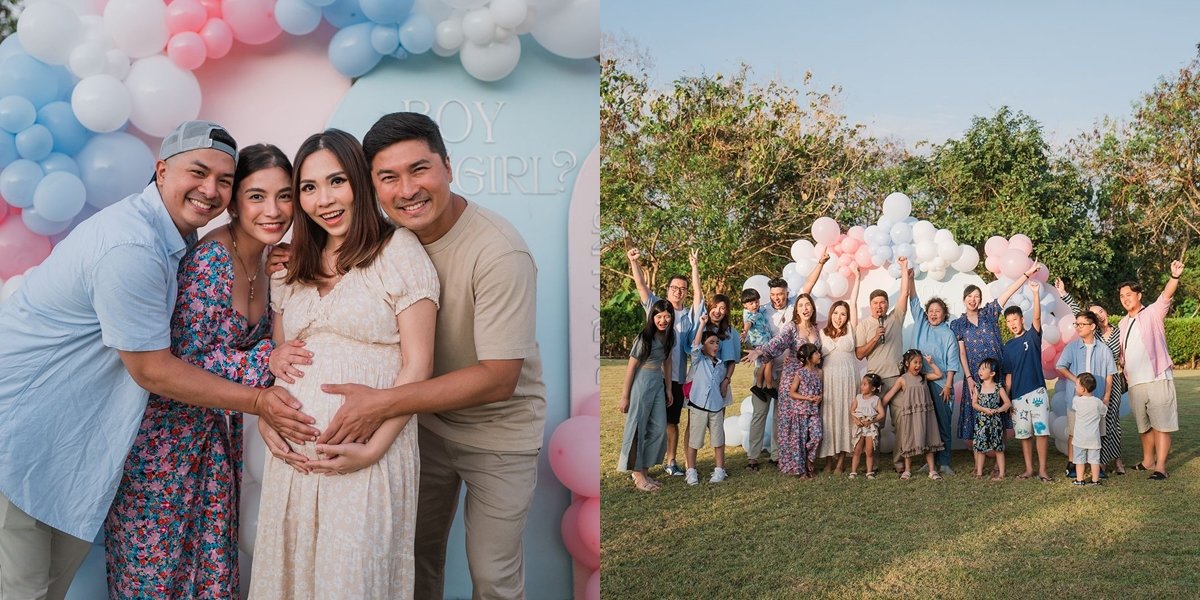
top-left (200, 0), bottom-right (221, 18)
top-left (0, 200), bottom-right (8, 225)
top-left (838, 265), bottom-right (852, 278)
top-left (548, 416), bottom-right (599, 497)
top-left (576, 497), bottom-right (600, 560)
top-left (848, 225), bottom-right (865, 241)
top-left (0, 218), bottom-right (53, 278)
top-left (166, 0), bottom-right (208, 34)
top-left (168, 32), bottom-right (207, 70)
top-left (1042, 363), bottom-right (1059, 381)
top-left (222, 0), bottom-right (282, 45)
top-left (854, 245), bottom-right (873, 269)
top-left (1058, 315), bottom-right (1074, 341)
top-left (1008, 233), bottom-right (1033, 256)
top-left (983, 235), bottom-right (1008, 258)
top-left (585, 570), bottom-right (599, 600)
top-left (999, 248), bottom-right (1031, 280)
top-left (1041, 342), bottom-right (1058, 366)
top-left (575, 391), bottom-right (600, 418)
top-left (561, 500), bottom-right (598, 570)
top-left (811, 216), bottom-right (839, 246)
top-left (984, 254), bottom-right (1000, 275)
top-left (200, 18), bottom-right (234, 58)
top-left (841, 236), bottom-right (860, 254)
top-left (1030, 261), bottom-right (1049, 283)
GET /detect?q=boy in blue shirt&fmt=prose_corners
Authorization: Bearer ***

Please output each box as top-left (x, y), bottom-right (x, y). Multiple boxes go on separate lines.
top-left (1001, 280), bottom-right (1052, 482)
top-left (741, 288), bottom-right (774, 402)
top-left (684, 316), bottom-right (729, 485)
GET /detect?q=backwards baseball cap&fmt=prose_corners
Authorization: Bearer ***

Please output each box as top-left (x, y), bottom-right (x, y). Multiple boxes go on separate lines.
top-left (158, 120), bottom-right (238, 163)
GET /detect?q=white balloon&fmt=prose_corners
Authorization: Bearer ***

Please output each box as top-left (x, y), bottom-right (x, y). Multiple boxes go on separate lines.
top-left (17, 0), bottom-right (83, 65)
top-left (513, 4), bottom-right (538, 34)
top-left (827, 273), bottom-right (849, 298)
top-left (790, 239), bottom-right (815, 263)
top-left (435, 18), bottom-right (466, 50)
top-left (781, 262), bottom-right (798, 279)
top-left (459, 36), bottom-right (521, 82)
top-left (71, 74), bottom-right (130, 133)
top-left (461, 8), bottom-right (496, 45)
top-left (490, 0), bottom-right (528, 29)
top-left (1042, 320), bottom-right (1061, 345)
top-left (104, 48), bottom-right (131, 79)
top-left (529, 0), bottom-right (598, 59)
top-left (722, 417), bottom-right (743, 448)
top-left (441, 0), bottom-right (489, 7)
top-left (432, 41), bottom-right (459, 57)
top-left (124, 56), bottom-right (201, 136)
top-left (952, 245), bottom-right (980, 273)
top-left (927, 267), bottom-right (947, 282)
top-left (881, 192), bottom-right (912, 220)
top-left (812, 280), bottom-right (829, 298)
top-left (414, 0), bottom-right (454, 22)
top-left (78, 14), bottom-right (110, 46)
top-left (912, 219), bottom-right (935, 240)
top-left (68, 41), bottom-right (108, 79)
top-left (934, 228), bottom-right (955, 245)
top-left (104, 0), bottom-right (169, 59)
top-left (743, 275), bottom-right (770, 303)
top-left (915, 239), bottom-right (937, 262)
top-left (937, 238), bottom-right (962, 263)
top-left (889, 221), bottom-right (912, 244)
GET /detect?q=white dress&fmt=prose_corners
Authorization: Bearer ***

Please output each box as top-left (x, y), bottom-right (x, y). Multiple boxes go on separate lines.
top-left (818, 330), bottom-right (859, 457)
top-left (250, 230), bottom-right (439, 600)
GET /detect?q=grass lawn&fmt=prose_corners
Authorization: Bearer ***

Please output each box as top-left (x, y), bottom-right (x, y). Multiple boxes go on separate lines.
top-left (600, 359), bottom-right (1200, 599)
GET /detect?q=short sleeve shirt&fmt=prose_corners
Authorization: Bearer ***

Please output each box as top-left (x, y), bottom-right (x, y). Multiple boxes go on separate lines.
top-left (644, 294), bottom-right (702, 384)
top-left (1002, 328), bottom-right (1045, 398)
top-left (0, 182), bottom-right (190, 540)
top-left (856, 310), bottom-right (905, 378)
top-left (418, 203), bottom-right (547, 452)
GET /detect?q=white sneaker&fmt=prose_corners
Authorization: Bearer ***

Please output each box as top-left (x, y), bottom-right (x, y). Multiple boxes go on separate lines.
top-left (685, 468), bottom-right (699, 486)
top-left (939, 465), bottom-right (956, 476)
top-left (709, 467), bottom-right (728, 483)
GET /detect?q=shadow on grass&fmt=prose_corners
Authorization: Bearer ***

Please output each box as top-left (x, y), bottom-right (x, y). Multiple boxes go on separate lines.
top-left (601, 363), bottom-right (1200, 599)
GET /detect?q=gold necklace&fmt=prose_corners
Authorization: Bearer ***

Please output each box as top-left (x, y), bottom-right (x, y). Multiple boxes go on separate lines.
top-left (228, 223), bottom-right (259, 303)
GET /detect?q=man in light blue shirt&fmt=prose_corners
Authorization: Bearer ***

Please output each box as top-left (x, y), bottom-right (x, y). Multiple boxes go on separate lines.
top-left (0, 121), bottom-right (316, 600)
top-left (907, 266), bottom-right (962, 475)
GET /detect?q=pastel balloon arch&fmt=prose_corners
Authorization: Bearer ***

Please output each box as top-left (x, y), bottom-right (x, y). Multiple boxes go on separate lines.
top-left (0, 0), bottom-right (597, 289)
top-left (732, 192), bottom-right (1129, 458)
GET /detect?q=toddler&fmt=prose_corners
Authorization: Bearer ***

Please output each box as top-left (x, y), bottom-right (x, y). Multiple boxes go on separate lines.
top-left (970, 358), bottom-right (1011, 480)
top-left (1071, 373), bottom-right (1106, 486)
top-left (848, 373), bottom-right (883, 479)
top-left (741, 288), bottom-right (774, 401)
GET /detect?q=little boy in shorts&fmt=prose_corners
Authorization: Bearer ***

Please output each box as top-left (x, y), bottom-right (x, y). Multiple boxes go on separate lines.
top-left (1071, 373), bottom-right (1106, 486)
top-left (741, 288), bottom-right (774, 402)
top-left (684, 322), bottom-right (729, 485)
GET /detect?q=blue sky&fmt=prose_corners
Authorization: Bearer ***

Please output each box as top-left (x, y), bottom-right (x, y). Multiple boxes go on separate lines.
top-left (603, 0), bottom-right (1200, 148)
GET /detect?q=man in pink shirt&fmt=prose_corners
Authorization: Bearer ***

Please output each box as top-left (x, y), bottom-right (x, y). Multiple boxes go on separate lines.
top-left (1117, 260), bottom-right (1185, 481)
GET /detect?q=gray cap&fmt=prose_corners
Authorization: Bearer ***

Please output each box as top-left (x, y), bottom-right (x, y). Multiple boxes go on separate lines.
top-left (158, 120), bottom-right (238, 163)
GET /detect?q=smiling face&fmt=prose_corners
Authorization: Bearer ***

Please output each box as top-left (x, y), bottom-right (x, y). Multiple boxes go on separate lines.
top-left (906, 354), bottom-right (923, 374)
top-left (927, 301), bottom-right (946, 326)
top-left (830, 304), bottom-right (848, 329)
top-left (964, 288), bottom-right (982, 312)
top-left (372, 138), bottom-right (461, 245)
top-left (297, 149), bottom-right (353, 244)
top-left (1089, 305), bottom-right (1109, 325)
top-left (653, 309), bottom-right (673, 332)
top-left (156, 148), bottom-right (236, 236)
top-left (708, 299), bottom-right (728, 324)
top-left (1005, 312), bottom-right (1025, 336)
top-left (769, 286), bottom-right (787, 310)
top-left (233, 166), bottom-right (293, 246)
top-left (795, 296), bottom-right (814, 323)
top-left (1118, 285), bottom-right (1141, 314)
top-left (665, 277), bottom-right (688, 307)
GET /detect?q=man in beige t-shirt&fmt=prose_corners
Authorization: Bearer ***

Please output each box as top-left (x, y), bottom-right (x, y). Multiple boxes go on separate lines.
top-left (854, 257), bottom-right (911, 472)
top-left (276, 113), bottom-right (547, 600)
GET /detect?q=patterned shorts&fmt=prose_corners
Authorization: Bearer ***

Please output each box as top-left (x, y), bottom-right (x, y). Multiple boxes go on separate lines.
top-left (1012, 387), bottom-right (1050, 440)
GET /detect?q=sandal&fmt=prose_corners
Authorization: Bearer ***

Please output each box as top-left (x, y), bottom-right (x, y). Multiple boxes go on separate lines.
top-left (848, 472), bottom-right (858, 479)
top-left (989, 473), bottom-right (1005, 482)
top-left (747, 461), bottom-right (760, 471)
top-left (929, 471), bottom-right (943, 481)
top-left (632, 476), bottom-right (660, 492)
top-left (1015, 473), bottom-right (1032, 480)
top-left (900, 471), bottom-right (911, 480)
top-left (1131, 462), bottom-right (1149, 471)
top-left (1149, 471), bottom-right (1168, 481)
top-left (1038, 475), bottom-right (1054, 483)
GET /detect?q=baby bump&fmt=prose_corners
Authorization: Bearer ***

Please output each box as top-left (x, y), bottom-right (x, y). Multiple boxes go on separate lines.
top-left (280, 336), bottom-right (401, 460)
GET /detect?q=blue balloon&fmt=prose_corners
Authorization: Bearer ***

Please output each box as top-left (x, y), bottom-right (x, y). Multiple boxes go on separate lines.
top-left (21, 207), bottom-right (72, 236)
top-left (41, 152), bottom-right (80, 177)
top-left (322, 0), bottom-right (371, 28)
top-left (33, 171), bottom-right (87, 222)
top-left (0, 35), bottom-right (25, 62)
top-left (306, 0), bottom-right (337, 6)
top-left (392, 46), bottom-right (408, 60)
top-left (0, 54), bottom-right (60, 109)
top-left (370, 24), bottom-right (401, 55)
top-left (75, 132), bottom-right (155, 209)
top-left (276, 0), bottom-right (323, 35)
top-left (360, 0), bottom-right (412, 24)
top-left (36, 101), bottom-right (90, 155)
top-left (328, 22), bottom-right (383, 77)
top-left (0, 130), bottom-right (17, 167)
top-left (398, 14), bottom-right (434, 55)
top-left (15, 124), bottom-right (53, 161)
top-left (0, 96), bottom-right (37, 134)
top-left (0, 159), bottom-right (45, 208)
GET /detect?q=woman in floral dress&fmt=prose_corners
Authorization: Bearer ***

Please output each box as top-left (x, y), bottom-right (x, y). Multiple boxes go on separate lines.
top-left (104, 145), bottom-right (295, 597)
top-left (949, 269), bottom-right (1035, 448)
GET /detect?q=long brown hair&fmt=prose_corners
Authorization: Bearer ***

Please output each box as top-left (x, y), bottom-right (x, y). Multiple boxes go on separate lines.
top-left (823, 300), bottom-right (850, 339)
top-left (286, 129), bottom-right (394, 286)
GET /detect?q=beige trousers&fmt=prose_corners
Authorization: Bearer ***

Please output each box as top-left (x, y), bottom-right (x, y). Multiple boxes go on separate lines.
top-left (0, 492), bottom-right (93, 600)
top-left (413, 427), bottom-right (540, 600)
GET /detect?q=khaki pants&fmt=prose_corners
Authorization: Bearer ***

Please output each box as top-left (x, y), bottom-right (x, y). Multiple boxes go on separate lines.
top-left (747, 356), bottom-right (785, 460)
top-left (414, 427), bottom-right (540, 600)
top-left (0, 492), bottom-right (93, 600)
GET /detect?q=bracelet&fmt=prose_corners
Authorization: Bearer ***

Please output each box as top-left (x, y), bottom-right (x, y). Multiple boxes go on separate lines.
top-left (1170, 276), bottom-right (1180, 280)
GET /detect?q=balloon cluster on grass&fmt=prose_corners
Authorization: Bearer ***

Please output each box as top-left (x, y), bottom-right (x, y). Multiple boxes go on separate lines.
top-left (737, 191), bottom-right (1126, 457)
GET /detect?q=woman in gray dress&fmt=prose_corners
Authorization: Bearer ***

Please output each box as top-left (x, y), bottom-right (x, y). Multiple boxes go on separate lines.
top-left (618, 299), bottom-right (677, 491)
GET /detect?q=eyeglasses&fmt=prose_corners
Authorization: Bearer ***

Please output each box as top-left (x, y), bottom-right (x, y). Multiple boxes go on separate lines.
top-left (1073, 322), bottom-right (1094, 328)
top-left (667, 285), bottom-right (687, 292)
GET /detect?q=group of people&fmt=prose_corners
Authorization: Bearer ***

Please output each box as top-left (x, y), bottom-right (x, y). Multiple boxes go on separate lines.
top-left (0, 115), bottom-right (546, 600)
top-left (618, 244), bottom-right (1184, 489)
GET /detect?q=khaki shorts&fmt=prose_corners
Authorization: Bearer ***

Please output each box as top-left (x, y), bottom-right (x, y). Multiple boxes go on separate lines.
top-left (1129, 379), bottom-right (1179, 433)
top-left (688, 405), bottom-right (726, 449)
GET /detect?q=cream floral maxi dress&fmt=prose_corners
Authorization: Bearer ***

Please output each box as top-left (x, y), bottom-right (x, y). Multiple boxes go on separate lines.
top-left (249, 230), bottom-right (439, 600)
